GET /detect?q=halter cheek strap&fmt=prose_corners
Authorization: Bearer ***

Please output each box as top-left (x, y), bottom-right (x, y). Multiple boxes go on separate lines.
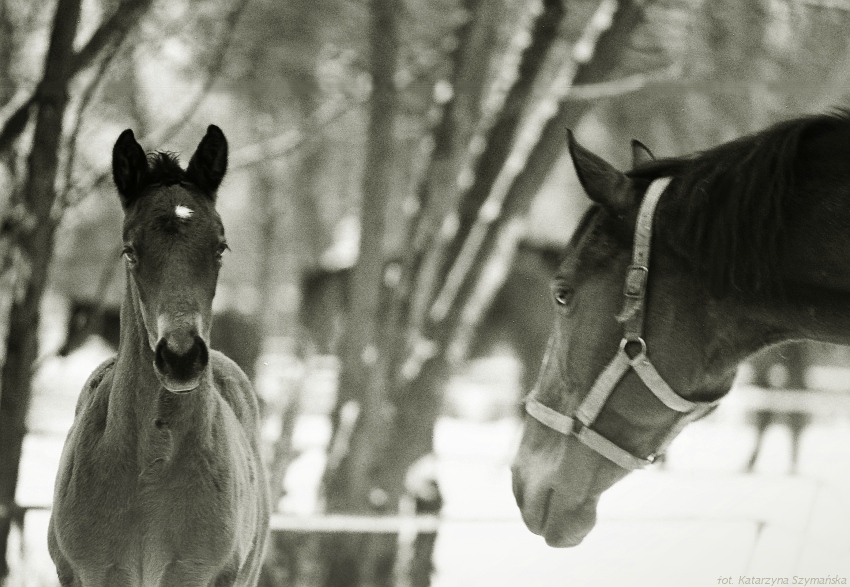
top-left (525, 177), bottom-right (720, 470)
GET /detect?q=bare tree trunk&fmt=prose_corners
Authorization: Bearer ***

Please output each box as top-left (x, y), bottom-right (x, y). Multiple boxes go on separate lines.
top-left (312, 3), bottom-right (656, 586)
top-left (443, 0), bottom-right (649, 363)
top-left (0, 0), bottom-right (155, 155)
top-left (318, 0), bottom-right (400, 585)
top-left (0, 0), bottom-right (13, 108)
top-left (0, 0), bottom-right (82, 578)
top-left (313, 4), bottom-right (576, 585)
top-left (412, 0), bottom-right (560, 333)
top-left (0, 0), bottom-right (18, 239)
top-left (290, 70), bottom-right (332, 267)
top-left (499, 0), bottom-right (647, 223)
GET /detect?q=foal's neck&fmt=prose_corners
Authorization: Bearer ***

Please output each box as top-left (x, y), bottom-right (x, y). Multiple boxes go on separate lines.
top-left (112, 286), bottom-right (214, 450)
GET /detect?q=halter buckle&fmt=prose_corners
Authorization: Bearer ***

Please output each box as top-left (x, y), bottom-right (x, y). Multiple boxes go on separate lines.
top-left (624, 265), bottom-right (648, 298)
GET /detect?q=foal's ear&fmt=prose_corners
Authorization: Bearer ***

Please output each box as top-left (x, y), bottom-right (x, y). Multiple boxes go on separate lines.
top-left (630, 139), bottom-right (655, 168)
top-left (112, 129), bottom-right (149, 208)
top-left (567, 130), bottom-right (632, 217)
top-left (186, 125), bottom-right (228, 198)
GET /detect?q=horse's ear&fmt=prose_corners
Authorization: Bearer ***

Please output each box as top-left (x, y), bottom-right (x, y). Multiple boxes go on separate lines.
top-left (186, 125), bottom-right (228, 198)
top-left (112, 129), bottom-right (149, 208)
top-left (630, 139), bottom-right (654, 168)
top-left (567, 130), bottom-right (631, 217)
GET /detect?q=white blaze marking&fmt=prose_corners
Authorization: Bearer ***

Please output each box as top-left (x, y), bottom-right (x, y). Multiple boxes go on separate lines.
top-left (175, 205), bottom-right (194, 220)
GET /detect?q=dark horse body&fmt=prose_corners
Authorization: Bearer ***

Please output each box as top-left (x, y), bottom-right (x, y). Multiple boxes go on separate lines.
top-left (49, 127), bottom-right (269, 586)
top-left (513, 110), bottom-right (850, 547)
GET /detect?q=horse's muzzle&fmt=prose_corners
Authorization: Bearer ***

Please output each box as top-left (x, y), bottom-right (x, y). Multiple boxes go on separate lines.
top-left (154, 331), bottom-right (209, 393)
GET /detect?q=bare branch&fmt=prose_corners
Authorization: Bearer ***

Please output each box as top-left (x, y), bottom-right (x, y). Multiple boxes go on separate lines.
top-left (408, 0), bottom-right (558, 338)
top-left (441, 0), bottom-right (545, 234)
top-left (143, 0), bottom-right (253, 147)
top-left (57, 45), bottom-right (127, 212)
top-left (229, 92), bottom-right (367, 170)
top-left (0, 0), bottom-right (155, 155)
top-left (446, 216), bottom-right (525, 364)
top-left (69, 0), bottom-right (156, 74)
top-left (0, 96), bottom-right (35, 155)
top-left (798, 0), bottom-right (850, 11)
top-left (0, 89), bottom-right (34, 126)
top-left (430, 0), bottom-right (619, 322)
top-left (61, 0), bottom-right (253, 208)
top-left (229, 58), bottom-right (453, 172)
top-left (566, 62), bottom-right (682, 100)
top-left (0, 0), bottom-right (83, 567)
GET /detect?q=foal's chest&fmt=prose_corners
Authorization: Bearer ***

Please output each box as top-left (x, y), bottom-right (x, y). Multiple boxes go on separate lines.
top-left (56, 419), bottom-right (255, 573)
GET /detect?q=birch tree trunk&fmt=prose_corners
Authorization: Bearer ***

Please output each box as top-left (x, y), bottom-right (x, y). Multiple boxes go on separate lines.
top-left (443, 0), bottom-right (649, 364)
top-left (499, 0), bottom-right (647, 227)
top-left (311, 3), bottom-right (660, 586)
top-left (0, 0), bottom-right (82, 578)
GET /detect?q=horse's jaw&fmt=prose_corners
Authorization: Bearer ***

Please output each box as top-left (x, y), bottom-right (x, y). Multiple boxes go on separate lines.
top-left (511, 418), bottom-right (629, 547)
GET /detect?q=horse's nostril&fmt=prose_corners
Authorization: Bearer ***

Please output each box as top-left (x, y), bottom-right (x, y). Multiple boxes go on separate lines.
top-left (155, 338), bottom-right (167, 373)
top-left (155, 334), bottom-right (209, 382)
top-left (194, 335), bottom-right (209, 368)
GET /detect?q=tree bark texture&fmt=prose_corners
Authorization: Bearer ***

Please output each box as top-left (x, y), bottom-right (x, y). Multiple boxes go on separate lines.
top-left (0, 0), bottom-right (154, 156)
top-left (414, 0), bottom-right (563, 333)
top-left (316, 2), bottom-right (573, 584)
top-left (0, 0), bottom-right (13, 107)
top-left (318, 0), bottom-right (402, 585)
top-left (282, 2), bottom-right (655, 586)
top-left (0, 0), bottom-right (82, 579)
top-left (441, 0), bottom-right (649, 362)
top-left (501, 0), bottom-right (648, 222)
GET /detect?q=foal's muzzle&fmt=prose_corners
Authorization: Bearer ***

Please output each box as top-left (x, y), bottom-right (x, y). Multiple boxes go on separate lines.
top-left (154, 330), bottom-right (209, 393)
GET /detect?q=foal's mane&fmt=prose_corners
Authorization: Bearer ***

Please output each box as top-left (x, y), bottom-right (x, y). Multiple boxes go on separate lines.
top-left (627, 110), bottom-right (850, 298)
top-left (147, 152), bottom-right (188, 187)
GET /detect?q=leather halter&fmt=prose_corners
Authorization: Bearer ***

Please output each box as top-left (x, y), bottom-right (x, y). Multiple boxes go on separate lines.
top-left (525, 177), bottom-right (720, 470)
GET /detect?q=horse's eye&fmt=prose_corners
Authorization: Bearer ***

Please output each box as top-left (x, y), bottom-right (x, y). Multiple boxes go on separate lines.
top-left (122, 246), bottom-right (137, 267)
top-left (553, 286), bottom-right (574, 307)
top-left (216, 243), bottom-right (230, 264)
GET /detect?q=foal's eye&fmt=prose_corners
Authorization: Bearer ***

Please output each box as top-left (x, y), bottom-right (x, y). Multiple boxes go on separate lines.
top-left (122, 246), bottom-right (137, 267)
top-left (553, 285), bottom-right (574, 307)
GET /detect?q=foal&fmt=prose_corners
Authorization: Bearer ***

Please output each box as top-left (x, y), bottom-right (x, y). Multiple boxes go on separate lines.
top-left (49, 126), bottom-right (269, 586)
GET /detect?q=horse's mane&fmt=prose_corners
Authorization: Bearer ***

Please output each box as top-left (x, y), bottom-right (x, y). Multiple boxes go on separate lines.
top-left (627, 109), bottom-right (850, 298)
top-left (146, 152), bottom-right (188, 187)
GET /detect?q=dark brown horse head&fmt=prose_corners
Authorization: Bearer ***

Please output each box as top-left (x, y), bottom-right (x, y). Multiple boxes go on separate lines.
top-left (112, 126), bottom-right (229, 393)
top-left (511, 134), bottom-right (730, 547)
top-left (512, 111), bottom-right (850, 548)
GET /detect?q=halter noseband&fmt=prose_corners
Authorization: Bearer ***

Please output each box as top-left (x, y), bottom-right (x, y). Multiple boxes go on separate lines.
top-left (525, 177), bottom-right (719, 470)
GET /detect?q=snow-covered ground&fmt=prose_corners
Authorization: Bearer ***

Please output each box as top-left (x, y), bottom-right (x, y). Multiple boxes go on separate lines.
top-left (8, 343), bottom-right (850, 587)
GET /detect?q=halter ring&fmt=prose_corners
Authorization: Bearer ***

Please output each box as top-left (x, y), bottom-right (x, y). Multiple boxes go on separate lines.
top-left (619, 337), bottom-right (647, 359)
